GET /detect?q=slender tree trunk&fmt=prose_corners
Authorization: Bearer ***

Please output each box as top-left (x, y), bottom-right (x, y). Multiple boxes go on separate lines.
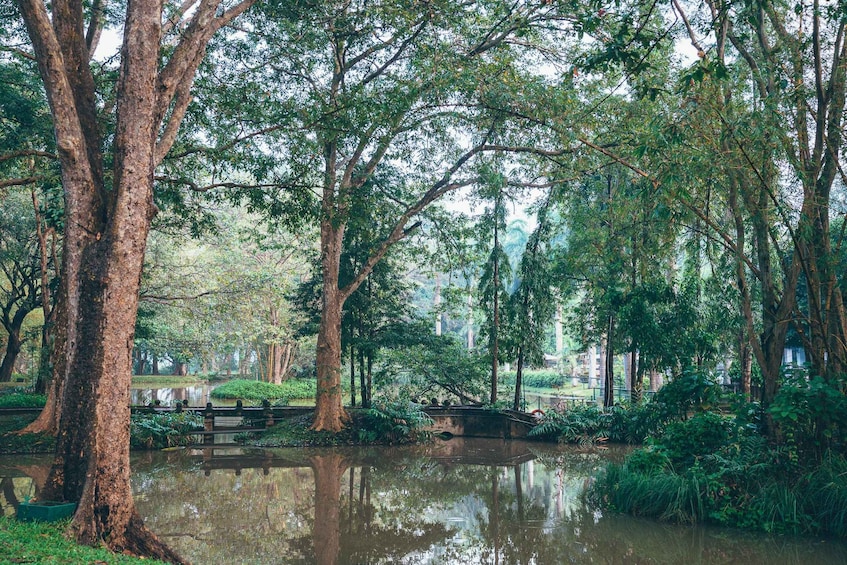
top-left (366, 353), bottom-right (372, 408)
top-left (603, 317), bottom-right (615, 408)
top-left (491, 217), bottom-right (500, 406)
top-left (0, 331), bottom-right (22, 383)
top-left (513, 347), bottom-right (524, 411)
top-left (349, 344), bottom-right (356, 407)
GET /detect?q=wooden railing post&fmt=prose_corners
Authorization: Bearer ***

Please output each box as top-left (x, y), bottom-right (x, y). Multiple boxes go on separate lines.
top-left (262, 398), bottom-right (273, 427)
top-left (204, 402), bottom-right (215, 445)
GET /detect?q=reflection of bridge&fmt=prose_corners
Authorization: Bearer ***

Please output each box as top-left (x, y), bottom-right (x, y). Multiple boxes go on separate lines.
top-left (189, 436), bottom-right (539, 475)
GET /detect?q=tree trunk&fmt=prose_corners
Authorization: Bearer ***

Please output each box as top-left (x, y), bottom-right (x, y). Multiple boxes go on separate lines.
top-left (603, 318), bottom-right (615, 408)
top-left (349, 344), bottom-right (356, 407)
top-left (0, 331), bottom-right (22, 383)
top-left (313, 220), bottom-right (348, 431)
top-left (17, 0), bottom-right (253, 560)
top-left (513, 347), bottom-right (524, 411)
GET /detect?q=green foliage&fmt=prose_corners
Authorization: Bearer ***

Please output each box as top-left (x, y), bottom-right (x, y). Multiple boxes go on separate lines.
top-left (653, 370), bottom-right (722, 419)
top-left (210, 378), bottom-right (317, 404)
top-left (769, 372), bottom-right (847, 460)
top-left (0, 517), bottom-right (167, 564)
top-left (0, 390), bottom-right (46, 408)
top-left (527, 405), bottom-right (612, 445)
top-left (376, 335), bottom-right (489, 405)
top-left (500, 369), bottom-right (566, 389)
top-left (357, 401), bottom-right (433, 445)
top-left (607, 401), bottom-right (670, 444)
top-left (129, 412), bottom-right (204, 450)
top-left (654, 412), bottom-right (731, 469)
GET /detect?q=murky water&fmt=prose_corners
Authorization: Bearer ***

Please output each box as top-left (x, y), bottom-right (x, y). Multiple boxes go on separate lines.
top-left (3, 439), bottom-right (847, 564)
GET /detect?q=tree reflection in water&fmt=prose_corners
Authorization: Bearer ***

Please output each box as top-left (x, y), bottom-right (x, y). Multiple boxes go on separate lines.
top-left (2, 440), bottom-right (847, 564)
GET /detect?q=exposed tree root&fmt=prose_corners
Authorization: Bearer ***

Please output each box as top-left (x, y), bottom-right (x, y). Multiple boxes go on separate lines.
top-left (71, 512), bottom-right (188, 565)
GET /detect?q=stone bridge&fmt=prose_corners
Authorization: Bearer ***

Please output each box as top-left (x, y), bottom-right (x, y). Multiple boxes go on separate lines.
top-left (422, 406), bottom-right (538, 439)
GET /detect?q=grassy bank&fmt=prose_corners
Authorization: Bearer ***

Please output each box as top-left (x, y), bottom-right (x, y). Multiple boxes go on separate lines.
top-left (0, 517), bottom-right (168, 564)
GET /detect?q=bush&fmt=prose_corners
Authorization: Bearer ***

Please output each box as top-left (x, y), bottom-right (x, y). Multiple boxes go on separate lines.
top-left (357, 401), bottom-right (433, 444)
top-left (500, 369), bottom-right (567, 389)
top-left (528, 404), bottom-right (611, 445)
top-left (0, 391), bottom-right (46, 408)
top-left (769, 373), bottom-right (847, 459)
top-left (608, 401), bottom-right (670, 444)
top-left (130, 412), bottom-right (203, 450)
top-left (653, 370), bottom-right (722, 419)
top-left (656, 411), bottom-right (732, 469)
top-left (210, 378), bottom-right (317, 404)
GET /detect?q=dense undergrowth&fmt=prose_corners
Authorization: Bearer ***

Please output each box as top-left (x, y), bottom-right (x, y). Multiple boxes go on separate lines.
top-left (579, 370), bottom-right (847, 538)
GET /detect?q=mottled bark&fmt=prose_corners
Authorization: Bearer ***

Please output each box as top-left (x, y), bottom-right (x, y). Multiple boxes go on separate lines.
top-left (16, 0), bottom-right (254, 560)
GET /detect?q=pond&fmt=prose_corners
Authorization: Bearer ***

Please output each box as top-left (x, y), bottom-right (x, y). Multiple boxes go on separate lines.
top-left (2, 439), bottom-right (846, 564)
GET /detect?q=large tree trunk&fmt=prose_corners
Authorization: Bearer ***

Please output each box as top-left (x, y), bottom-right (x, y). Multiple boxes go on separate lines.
top-left (313, 220), bottom-right (348, 431)
top-left (17, 0), bottom-right (253, 561)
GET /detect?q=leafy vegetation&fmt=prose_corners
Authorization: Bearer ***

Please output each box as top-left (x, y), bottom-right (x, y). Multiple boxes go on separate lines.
top-left (500, 370), bottom-right (567, 390)
top-left (357, 401), bottom-right (433, 444)
top-left (590, 374), bottom-right (847, 537)
top-left (210, 378), bottom-right (317, 404)
top-left (129, 412), bottom-right (204, 450)
top-left (0, 389), bottom-right (46, 408)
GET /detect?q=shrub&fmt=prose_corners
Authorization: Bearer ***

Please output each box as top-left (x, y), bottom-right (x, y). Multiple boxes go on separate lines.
top-left (210, 378), bottom-right (317, 404)
top-left (769, 373), bottom-right (847, 459)
top-left (528, 404), bottom-right (611, 445)
top-left (608, 401), bottom-right (670, 444)
top-left (500, 369), bottom-right (567, 389)
top-left (655, 411), bottom-right (731, 469)
top-left (653, 370), bottom-right (722, 419)
top-left (0, 391), bottom-right (46, 408)
top-left (357, 401), bottom-right (433, 444)
top-left (130, 412), bottom-right (203, 450)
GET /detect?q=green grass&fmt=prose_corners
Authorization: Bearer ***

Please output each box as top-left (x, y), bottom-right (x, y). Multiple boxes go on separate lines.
top-left (0, 516), bottom-right (168, 564)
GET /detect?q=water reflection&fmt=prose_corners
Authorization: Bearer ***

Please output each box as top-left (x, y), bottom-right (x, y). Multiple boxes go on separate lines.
top-left (2, 440), bottom-right (847, 564)
top-left (130, 385), bottom-right (216, 407)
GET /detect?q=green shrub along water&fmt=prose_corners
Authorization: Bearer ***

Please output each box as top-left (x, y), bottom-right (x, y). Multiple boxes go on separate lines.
top-left (0, 388), bottom-right (47, 408)
top-left (587, 371), bottom-right (847, 538)
top-left (209, 378), bottom-right (317, 404)
top-left (129, 412), bottom-right (204, 450)
top-left (357, 401), bottom-right (433, 444)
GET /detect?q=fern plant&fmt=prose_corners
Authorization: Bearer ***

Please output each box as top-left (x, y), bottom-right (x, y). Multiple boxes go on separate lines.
top-left (358, 401), bottom-right (433, 444)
